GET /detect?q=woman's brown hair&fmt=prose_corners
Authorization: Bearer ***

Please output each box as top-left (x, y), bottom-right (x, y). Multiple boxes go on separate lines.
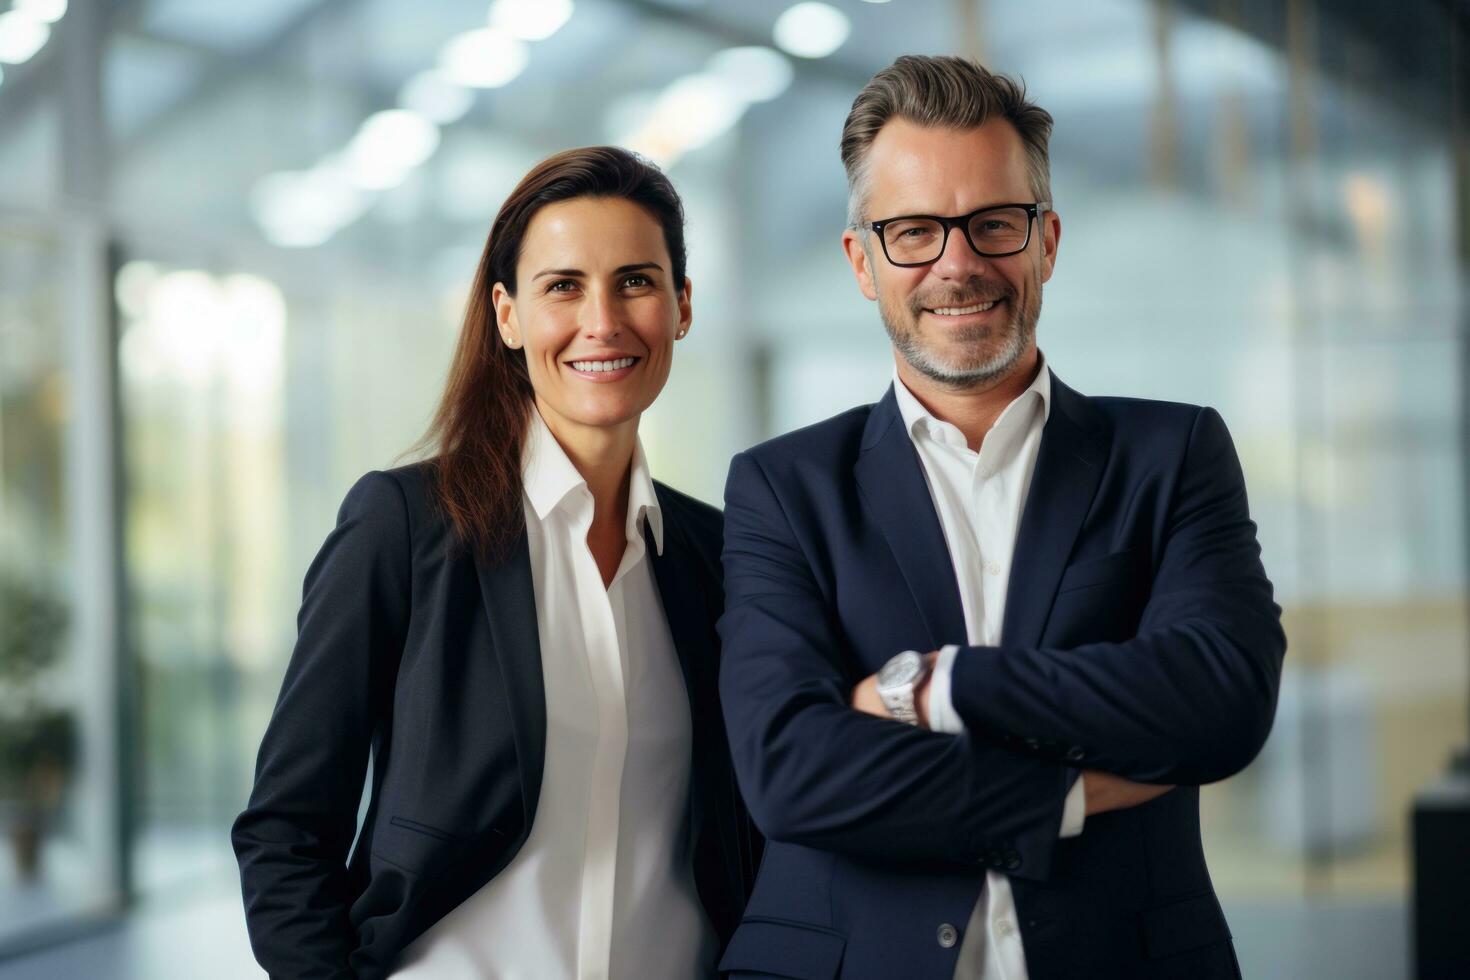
top-left (415, 145), bottom-right (688, 559)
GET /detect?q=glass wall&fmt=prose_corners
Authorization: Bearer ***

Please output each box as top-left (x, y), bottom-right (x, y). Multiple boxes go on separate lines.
top-left (0, 0), bottom-right (1464, 976)
top-left (0, 226), bottom-right (118, 946)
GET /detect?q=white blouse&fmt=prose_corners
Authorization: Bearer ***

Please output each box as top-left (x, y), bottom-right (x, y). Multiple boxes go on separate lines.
top-left (391, 408), bottom-right (717, 980)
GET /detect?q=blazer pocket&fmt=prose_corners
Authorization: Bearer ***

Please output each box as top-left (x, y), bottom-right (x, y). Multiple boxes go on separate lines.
top-left (372, 815), bottom-right (465, 873)
top-left (1140, 891), bottom-right (1231, 959)
top-left (388, 815), bottom-right (461, 842)
top-left (1056, 548), bottom-right (1147, 595)
top-left (718, 917), bottom-right (846, 980)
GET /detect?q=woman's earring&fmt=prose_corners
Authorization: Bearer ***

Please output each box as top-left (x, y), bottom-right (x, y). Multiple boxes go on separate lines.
top-left (676, 329), bottom-right (687, 339)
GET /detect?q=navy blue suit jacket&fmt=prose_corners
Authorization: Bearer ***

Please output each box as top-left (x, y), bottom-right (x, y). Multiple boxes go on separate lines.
top-left (232, 463), bottom-right (760, 979)
top-left (716, 376), bottom-right (1285, 980)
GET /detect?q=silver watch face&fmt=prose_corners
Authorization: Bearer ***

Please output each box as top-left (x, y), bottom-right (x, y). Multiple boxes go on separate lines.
top-left (878, 651), bottom-right (922, 689)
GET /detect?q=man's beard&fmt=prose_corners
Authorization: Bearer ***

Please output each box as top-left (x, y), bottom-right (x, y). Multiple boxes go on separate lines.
top-left (878, 269), bottom-right (1041, 390)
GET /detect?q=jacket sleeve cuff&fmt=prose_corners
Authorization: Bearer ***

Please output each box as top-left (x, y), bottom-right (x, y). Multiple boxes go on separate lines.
top-left (1059, 770), bottom-right (1086, 838)
top-left (927, 644), bottom-right (964, 733)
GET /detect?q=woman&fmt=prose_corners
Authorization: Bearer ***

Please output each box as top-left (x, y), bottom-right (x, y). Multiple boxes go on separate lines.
top-left (232, 147), bottom-right (759, 980)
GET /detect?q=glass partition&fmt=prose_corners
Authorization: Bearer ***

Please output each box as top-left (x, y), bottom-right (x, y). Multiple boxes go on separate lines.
top-left (0, 227), bottom-right (115, 947)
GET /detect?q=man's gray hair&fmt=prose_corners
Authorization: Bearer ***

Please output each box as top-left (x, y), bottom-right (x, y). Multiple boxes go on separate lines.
top-left (840, 55), bottom-right (1054, 228)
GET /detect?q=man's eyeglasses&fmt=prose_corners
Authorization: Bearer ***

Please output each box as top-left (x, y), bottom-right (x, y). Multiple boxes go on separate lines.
top-left (862, 202), bottom-right (1050, 268)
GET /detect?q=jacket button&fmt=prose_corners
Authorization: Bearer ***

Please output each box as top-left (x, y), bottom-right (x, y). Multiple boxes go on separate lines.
top-left (937, 923), bottom-right (958, 948)
top-left (1004, 854), bottom-right (1022, 871)
top-left (1065, 746), bottom-right (1086, 761)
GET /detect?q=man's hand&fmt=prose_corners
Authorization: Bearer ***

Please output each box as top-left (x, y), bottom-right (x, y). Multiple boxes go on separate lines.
top-left (1082, 771), bottom-right (1174, 816)
top-left (851, 652), bottom-right (939, 728)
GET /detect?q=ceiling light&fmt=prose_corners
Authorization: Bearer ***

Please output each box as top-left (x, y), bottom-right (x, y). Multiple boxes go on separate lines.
top-left (0, 11), bottom-right (50, 64)
top-left (772, 2), bottom-right (849, 59)
top-left (658, 73), bottom-right (744, 147)
top-left (343, 110), bottom-right (441, 190)
top-left (707, 46), bottom-right (793, 104)
top-left (489, 0), bottom-right (573, 42)
top-left (617, 73), bottom-right (747, 167)
top-left (14, 0), bottom-right (68, 24)
top-left (252, 168), bottom-right (368, 248)
top-left (399, 69), bottom-right (475, 125)
top-left (440, 28), bottom-right (528, 88)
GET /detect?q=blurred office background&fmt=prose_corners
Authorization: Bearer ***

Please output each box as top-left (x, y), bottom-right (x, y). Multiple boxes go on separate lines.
top-left (0, 0), bottom-right (1466, 976)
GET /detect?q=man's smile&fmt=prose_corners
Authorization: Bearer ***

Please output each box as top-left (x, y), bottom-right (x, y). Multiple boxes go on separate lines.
top-left (924, 299), bottom-right (1000, 317)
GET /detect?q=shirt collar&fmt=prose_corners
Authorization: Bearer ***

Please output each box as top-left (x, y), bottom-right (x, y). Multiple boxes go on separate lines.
top-left (522, 405), bottom-right (664, 554)
top-left (892, 350), bottom-right (1053, 445)
top-left (626, 437), bottom-right (664, 555)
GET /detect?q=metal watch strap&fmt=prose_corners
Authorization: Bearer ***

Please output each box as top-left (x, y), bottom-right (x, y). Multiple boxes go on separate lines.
top-left (877, 650), bottom-right (928, 725)
top-left (883, 687), bottom-right (919, 725)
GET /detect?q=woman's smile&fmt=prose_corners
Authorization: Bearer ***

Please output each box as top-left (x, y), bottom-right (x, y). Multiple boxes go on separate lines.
top-left (564, 354), bottom-right (642, 381)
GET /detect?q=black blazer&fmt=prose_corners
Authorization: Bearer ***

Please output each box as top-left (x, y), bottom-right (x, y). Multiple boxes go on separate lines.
top-left (232, 463), bottom-right (760, 979)
top-left (717, 378), bottom-right (1285, 980)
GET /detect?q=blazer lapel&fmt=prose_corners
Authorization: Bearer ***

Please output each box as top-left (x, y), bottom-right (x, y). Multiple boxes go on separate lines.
top-left (1001, 376), bottom-right (1109, 649)
top-left (853, 387), bottom-right (968, 651)
top-left (646, 495), bottom-right (747, 924)
top-left (645, 514), bottom-right (710, 714)
top-left (645, 505), bottom-right (716, 833)
top-left (474, 527), bottom-right (547, 833)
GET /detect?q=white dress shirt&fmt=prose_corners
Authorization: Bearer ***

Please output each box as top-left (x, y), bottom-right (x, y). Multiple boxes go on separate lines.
top-left (890, 354), bottom-right (1086, 980)
top-left (391, 408), bottom-right (717, 980)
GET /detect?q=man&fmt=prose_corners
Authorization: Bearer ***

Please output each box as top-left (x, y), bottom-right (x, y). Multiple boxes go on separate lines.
top-left (716, 55), bottom-right (1285, 980)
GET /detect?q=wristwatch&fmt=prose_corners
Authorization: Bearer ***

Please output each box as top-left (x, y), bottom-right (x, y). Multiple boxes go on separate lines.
top-left (876, 650), bottom-right (931, 726)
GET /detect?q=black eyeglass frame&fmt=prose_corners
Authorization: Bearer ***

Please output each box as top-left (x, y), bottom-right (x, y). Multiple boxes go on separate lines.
top-left (863, 201), bottom-right (1051, 268)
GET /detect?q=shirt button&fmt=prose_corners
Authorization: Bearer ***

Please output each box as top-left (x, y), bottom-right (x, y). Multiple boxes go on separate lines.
top-left (937, 923), bottom-right (958, 948)
top-left (997, 919), bottom-right (1016, 938)
top-left (985, 560), bottom-right (1002, 575)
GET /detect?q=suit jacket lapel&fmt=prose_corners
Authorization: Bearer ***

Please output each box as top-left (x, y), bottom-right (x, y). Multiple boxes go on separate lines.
top-left (853, 387), bottom-right (968, 651)
top-left (1001, 376), bottom-right (1109, 648)
top-left (647, 492), bottom-right (746, 928)
top-left (474, 527), bottom-right (547, 834)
